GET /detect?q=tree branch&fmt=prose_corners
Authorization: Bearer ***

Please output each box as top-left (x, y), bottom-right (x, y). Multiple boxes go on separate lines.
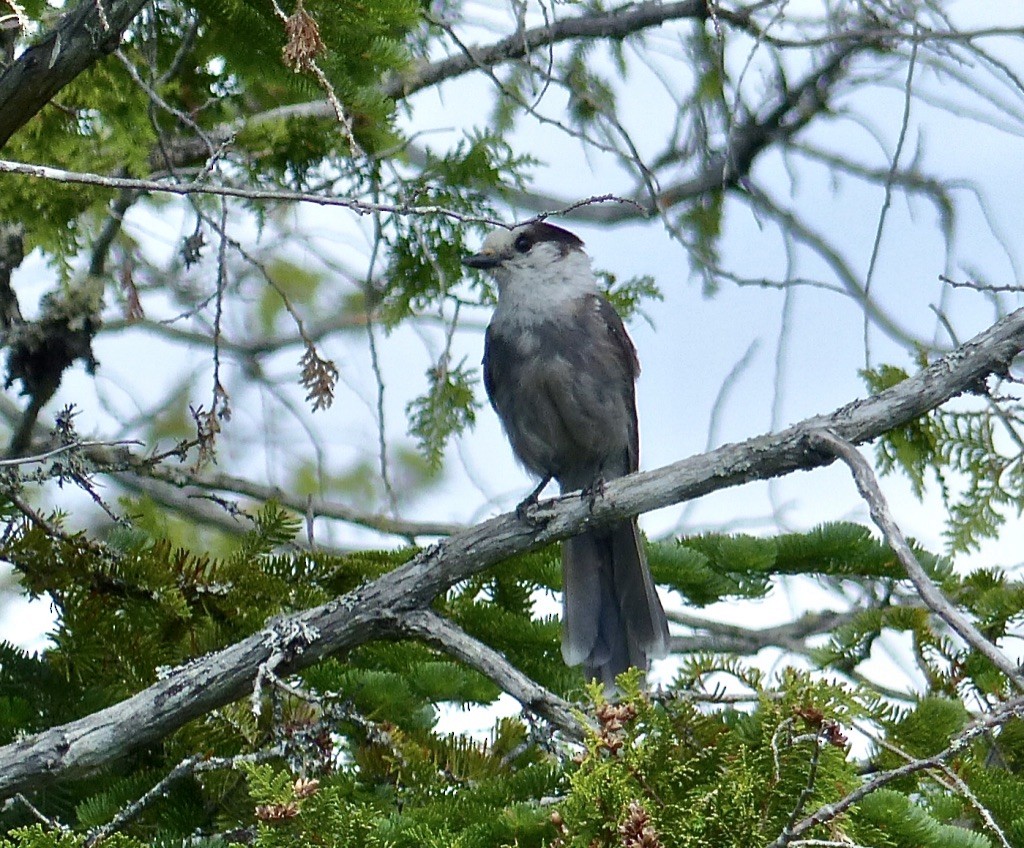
top-left (474, 41), bottom-right (861, 225)
top-left (767, 694), bottom-right (1024, 848)
top-left (116, 465), bottom-right (462, 540)
top-left (159, 1), bottom-right (751, 173)
top-left (0, 0), bottom-right (151, 149)
top-left (2, 305), bottom-right (1024, 796)
top-left (809, 429), bottom-right (1023, 687)
top-left (668, 608), bottom-right (873, 655)
top-left (0, 158), bottom-right (504, 222)
top-left (100, 309), bottom-right (481, 358)
top-left (392, 609), bottom-right (586, 741)
top-left (382, 0), bottom-right (727, 100)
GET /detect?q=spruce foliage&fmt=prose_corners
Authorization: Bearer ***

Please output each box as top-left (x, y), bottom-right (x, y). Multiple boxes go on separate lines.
top-left (3, 510), bottom-right (1024, 845)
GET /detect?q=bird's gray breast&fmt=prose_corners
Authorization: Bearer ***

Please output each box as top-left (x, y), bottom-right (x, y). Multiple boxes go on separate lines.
top-left (483, 303), bottom-right (637, 488)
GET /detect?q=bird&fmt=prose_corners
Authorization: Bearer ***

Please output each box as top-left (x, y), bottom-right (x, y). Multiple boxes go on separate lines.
top-left (463, 221), bottom-right (669, 689)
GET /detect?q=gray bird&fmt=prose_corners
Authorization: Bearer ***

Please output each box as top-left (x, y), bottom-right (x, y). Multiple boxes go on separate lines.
top-left (463, 221), bottom-right (669, 689)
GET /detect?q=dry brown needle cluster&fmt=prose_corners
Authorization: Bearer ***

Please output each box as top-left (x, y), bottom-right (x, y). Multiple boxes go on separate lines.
top-left (299, 343), bottom-right (338, 411)
top-left (282, 2), bottom-right (324, 73)
top-left (253, 777), bottom-right (319, 822)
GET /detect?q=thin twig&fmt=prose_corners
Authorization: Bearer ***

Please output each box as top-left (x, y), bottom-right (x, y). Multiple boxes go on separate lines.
top-left (0, 159), bottom-right (500, 221)
top-left (5, 793), bottom-right (67, 830)
top-left (862, 30), bottom-right (919, 368)
top-left (773, 728), bottom-right (826, 848)
top-left (84, 748), bottom-right (286, 847)
top-left (0, 439), bottom-right (140, 467)
top-left (0, 158), bottom-right (639, 225)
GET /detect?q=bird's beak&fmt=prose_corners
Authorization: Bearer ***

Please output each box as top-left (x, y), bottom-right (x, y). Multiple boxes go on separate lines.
top-left (462, 250), bottom-right (502, 269)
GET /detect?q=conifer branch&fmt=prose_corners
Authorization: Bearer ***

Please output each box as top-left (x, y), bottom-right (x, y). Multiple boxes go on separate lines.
top-left (1, 305), bottom-right (1024, 797)
top-left (809, 428), bottom-right (1024, 688)
top-left (767, 694), bottom-right (1024, 848)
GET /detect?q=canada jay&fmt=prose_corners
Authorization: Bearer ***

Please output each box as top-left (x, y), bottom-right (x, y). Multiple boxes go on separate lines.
top-left (463, 221), bottom-right (669, 688)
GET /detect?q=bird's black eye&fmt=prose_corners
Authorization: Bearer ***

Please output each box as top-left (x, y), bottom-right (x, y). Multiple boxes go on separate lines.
top-left (513, 233), bottom-right (532, 253)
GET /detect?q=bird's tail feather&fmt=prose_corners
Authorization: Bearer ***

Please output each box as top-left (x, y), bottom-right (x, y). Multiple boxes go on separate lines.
top-left (561, 520), bottom-right (669, 689)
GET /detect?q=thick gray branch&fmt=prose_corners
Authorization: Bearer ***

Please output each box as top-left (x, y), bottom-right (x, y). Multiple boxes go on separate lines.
top-left (0, 0), bottom-right (150, 149)
top-left (1, 305), bottom-right (1023, 797)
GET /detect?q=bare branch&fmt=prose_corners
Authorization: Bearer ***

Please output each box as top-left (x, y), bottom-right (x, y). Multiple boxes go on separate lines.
top-left (808, 429), bottom-right (1023, 687)
top-left (393, 608), bottom-right (587, 741)
top-left (382, 1), bottom-right (725, 101)
top-left (862, 33), bottom-right (920, 367)
top-left (117, 464), bottom-right (462, 539)
top-left (747, 184), bottom-right (933, 351)
top-left (0, 158), bottom-right (503, 222)
top-left (0, 158), bottom-right (646, 228)
top-left (84, 748), bottom-right (286, 848)
top-left (0, 393), bottom-right (458, 541)
top-left (494, 44), bottom-right (861, 224)
top-left (668, 608), bottom-right (879, 656)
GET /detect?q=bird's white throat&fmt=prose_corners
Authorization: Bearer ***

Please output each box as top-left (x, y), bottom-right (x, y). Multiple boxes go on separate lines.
top-left (492, 246), bottom-right (596, 328)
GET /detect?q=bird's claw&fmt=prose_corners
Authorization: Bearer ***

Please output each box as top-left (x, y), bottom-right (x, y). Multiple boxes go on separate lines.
top-left (515, 493), bottom-right (538, 521)
top-left (515, 494), bottom-right (550, 525)
top-left (515, 475), bottom-right (553, 524)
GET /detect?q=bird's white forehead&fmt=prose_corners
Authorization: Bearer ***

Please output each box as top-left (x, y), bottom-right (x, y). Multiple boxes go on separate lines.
top-left (478, 227), bottom-right (518, 254)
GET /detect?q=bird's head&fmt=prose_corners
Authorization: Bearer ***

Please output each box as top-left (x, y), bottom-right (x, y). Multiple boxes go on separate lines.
top-left (463, 222), bottom-right (592, 305)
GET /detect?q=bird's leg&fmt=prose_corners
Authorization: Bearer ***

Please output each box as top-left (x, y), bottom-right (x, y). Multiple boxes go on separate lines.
top-left (581, 476), bottom-right (606, 512)
top-left (515, 475), bottom-right (552, 522)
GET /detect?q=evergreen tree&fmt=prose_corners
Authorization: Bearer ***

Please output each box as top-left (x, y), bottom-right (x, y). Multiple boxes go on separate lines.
top-left (0, 2), bottom-right (1023, 846)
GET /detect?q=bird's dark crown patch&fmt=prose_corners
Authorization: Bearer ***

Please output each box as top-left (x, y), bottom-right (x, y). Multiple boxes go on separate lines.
top-left (518, 222), bottom-right (585, 256)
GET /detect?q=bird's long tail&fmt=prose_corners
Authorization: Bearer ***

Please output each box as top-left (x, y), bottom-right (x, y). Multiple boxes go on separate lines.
top-left (560, 519), bottom-right (669, 690)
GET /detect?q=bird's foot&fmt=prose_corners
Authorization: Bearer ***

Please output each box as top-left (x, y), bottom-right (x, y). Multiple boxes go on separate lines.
top-left (515, 475), bottom-right (553, 524)
top-left (581, 476), bottom-right (606, 512)
top-left (515, 493), bottom-right (541, 523)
